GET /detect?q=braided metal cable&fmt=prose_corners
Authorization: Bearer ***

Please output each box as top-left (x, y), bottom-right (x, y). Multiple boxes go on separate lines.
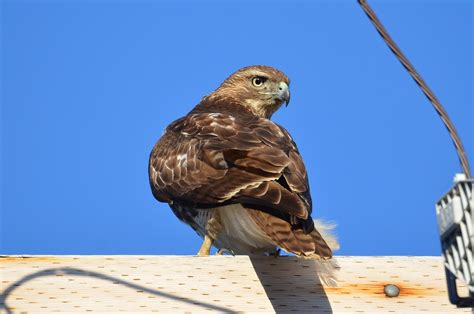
top-left (358, 0), bottom-right (471, 178)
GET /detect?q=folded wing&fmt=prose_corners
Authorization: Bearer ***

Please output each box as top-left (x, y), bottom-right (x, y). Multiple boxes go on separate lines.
top-left (149, 112), bottom-right (313, 228)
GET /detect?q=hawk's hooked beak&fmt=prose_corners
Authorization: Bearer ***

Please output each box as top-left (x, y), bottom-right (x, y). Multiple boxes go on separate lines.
top-left (277, 82), bottom-right (290, 107)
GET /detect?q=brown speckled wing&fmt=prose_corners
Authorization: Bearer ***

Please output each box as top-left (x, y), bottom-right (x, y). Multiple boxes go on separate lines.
top-left (148, 111), bottom-right (312, 222)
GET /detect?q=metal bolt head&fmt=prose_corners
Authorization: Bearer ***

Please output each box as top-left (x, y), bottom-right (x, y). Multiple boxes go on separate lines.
top-left (384, 284), bottom-right (400, 297)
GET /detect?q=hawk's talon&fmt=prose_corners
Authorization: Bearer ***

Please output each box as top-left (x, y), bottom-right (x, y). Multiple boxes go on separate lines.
top-left (269, 248), bottom-right (281, 257)
top-left (216, 248), bottom-right (235, 256)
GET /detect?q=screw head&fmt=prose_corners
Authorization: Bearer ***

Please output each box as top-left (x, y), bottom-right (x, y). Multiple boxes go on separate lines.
top-left (384, 284), bottom-right (400, 297)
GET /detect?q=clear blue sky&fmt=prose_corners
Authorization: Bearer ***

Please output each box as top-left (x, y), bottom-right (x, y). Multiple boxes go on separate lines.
top-left (1, 1), bottom-right (472, 256)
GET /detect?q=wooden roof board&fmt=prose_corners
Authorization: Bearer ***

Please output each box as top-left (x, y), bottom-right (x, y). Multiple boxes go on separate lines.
top-left (0, 255), bottom-right (471, 313)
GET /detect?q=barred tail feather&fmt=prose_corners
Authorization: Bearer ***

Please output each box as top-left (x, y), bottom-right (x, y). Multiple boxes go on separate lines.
top-left (247, 209), bottom-right (339, 258)
top-left (247, 209), bottom-right (340, 286)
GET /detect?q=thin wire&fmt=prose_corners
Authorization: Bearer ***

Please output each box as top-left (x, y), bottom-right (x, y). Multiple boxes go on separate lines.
top-left (358, 0), bottom-right (471, 178)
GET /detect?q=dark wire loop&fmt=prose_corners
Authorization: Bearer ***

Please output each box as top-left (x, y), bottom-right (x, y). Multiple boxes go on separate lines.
top-left (358, 0), bottom-right (471, 178)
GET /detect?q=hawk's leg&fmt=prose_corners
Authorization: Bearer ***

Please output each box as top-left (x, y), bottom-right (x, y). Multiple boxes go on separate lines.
top-left (196, 209), bottom-right (222, 256)
top-left (197, 235), bottom-right (213, 256)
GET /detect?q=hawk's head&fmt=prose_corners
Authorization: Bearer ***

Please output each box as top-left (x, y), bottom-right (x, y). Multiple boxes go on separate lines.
top-left (211, 65), bottom-right (290, 119)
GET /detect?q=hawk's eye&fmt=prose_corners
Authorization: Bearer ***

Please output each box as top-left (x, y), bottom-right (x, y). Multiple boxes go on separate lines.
top-left (252, 76), bottom-right (266, 87)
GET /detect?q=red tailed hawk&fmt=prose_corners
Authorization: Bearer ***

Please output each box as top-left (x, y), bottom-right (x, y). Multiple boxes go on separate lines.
top-left (149, 65), bottom-right (338, 259)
